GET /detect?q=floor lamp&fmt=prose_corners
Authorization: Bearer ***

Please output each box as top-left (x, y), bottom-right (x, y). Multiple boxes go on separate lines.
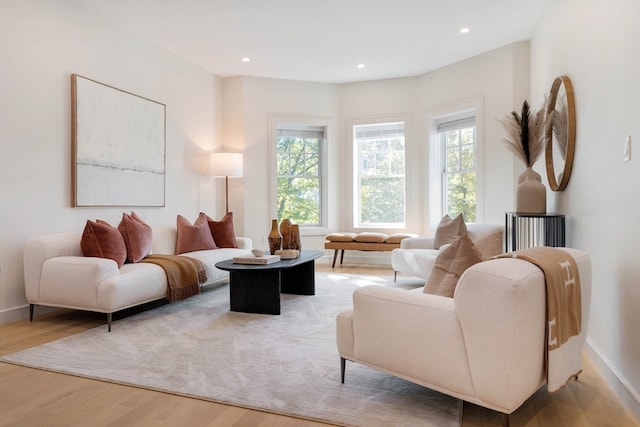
top-left (209, 153), bottom-right (243, 213)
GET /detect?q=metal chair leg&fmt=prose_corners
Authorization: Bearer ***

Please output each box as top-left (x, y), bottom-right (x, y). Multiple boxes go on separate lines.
top-left (340, 357), bottom-right (346, 383)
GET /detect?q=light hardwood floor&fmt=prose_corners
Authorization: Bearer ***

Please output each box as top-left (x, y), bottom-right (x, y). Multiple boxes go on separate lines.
top-left (1, 263), bottom-right (638, 427)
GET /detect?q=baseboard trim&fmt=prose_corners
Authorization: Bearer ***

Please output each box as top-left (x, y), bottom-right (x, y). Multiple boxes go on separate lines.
top-left (585, 338), bottom-right (640, 422)
top-left (0, 304), bottom-right (30, 324)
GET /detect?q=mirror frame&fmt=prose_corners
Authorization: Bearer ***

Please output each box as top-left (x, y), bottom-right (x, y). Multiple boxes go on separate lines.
top-left (545, 75), bottom-right (576, 191)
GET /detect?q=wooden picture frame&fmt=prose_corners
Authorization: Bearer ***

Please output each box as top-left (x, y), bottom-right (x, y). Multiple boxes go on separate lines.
top-left (71, 74), bottom-right (166, 207)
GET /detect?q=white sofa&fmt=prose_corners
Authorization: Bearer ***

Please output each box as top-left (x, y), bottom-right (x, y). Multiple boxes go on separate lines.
top-left (337, 248), bottom-right (591, 425)
top-left (391, 223), bottom-right (504, 281)
top-left (23, 226), bottom-right (252, 331)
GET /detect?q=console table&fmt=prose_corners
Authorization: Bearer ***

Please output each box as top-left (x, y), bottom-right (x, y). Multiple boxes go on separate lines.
top-left (505, 212), bottom-right (566, 252)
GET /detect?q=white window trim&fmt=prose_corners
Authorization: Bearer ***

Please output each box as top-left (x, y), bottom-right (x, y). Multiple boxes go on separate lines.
top-left (425, 98), bottom-right (484, 229)
top-left (346, 114), bottom-right (411, 232)
top-left (269, 114), bottom-right (333, 236)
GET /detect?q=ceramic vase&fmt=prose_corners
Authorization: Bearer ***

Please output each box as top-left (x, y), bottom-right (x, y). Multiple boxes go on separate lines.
top-left (291, 224), bottom-right (301, 251)
top-left (516, 167), bottom-right (546, 214)
top-left (280, 218), bottom-right (292, 249)
top-left (267, 219), bottom-right (282, 255)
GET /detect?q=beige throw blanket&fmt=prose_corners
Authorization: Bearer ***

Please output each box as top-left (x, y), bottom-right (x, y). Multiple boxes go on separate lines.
top-left (497, 247), bottom-right (582, 392)
top-left (141, 254), bottom-right (207, 302)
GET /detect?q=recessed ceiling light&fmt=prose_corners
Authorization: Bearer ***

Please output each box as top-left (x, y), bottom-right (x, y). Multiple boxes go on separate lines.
top-left (241, 57), bottom-right (251, 63)
top-left (356, 63), bottom-right (365, 69)
top-left (459, 27), bottom-right (470, 34)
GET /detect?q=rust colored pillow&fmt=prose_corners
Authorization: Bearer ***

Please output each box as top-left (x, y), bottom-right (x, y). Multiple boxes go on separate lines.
top-left (205, 212), bottom-right (237, 248)
top-left (175, 213), bottom-right (217, 254)
top-left (80, 219), bottom-right (127, 268)
top-left (118, 211), bottom-right (153, 263)
top-left (433, 213), bottom-right (467, 249)
top-left (423, 233), bottom-right (483, 297)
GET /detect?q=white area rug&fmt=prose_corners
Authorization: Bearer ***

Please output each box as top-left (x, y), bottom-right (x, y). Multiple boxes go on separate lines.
top-left (2, 273), bottom-right (461, 427)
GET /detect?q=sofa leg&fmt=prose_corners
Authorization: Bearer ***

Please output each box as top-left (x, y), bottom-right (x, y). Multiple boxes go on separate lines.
top-left (29, 304), bottom-right (35, 321)
top-left (394, 271), bottom-right (397, 282)
top-left (501, 413), bottom-right (510, 427)
top-left (107, 313), bottom-right (112, 332)
top-left (340, 357), bottom-right (346, 383)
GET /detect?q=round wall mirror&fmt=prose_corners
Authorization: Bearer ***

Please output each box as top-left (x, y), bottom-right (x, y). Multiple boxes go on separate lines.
top-left (545, 75), bottom-right (576, 191)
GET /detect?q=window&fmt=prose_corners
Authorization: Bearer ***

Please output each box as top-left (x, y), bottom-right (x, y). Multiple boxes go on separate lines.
top-left (438, 115), bottom-right (477, 222)
top-left (353, 121), bottom-right (405, 228)
top-left (275, 124), bottom-right (327, 227)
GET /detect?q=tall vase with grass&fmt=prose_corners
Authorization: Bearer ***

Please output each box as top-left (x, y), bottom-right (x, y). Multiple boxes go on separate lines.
top-left (500, 100), bottom-right (549, 214)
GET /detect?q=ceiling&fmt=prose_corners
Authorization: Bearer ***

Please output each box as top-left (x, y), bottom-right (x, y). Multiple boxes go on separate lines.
top-left (72, 0), bottom-right (548, 84)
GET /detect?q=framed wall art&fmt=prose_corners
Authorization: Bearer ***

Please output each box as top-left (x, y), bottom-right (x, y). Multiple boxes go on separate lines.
top-left (71, 74), bottom-right (166, 207)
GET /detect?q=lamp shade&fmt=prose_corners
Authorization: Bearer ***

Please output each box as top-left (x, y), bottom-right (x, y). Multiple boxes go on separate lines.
top-left (209, 153), bottom-right (243, 177)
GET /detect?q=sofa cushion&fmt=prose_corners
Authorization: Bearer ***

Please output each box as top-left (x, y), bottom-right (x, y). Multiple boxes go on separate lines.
top-left (80, 219), bottom-right (127, 268)
top-left (354, 232), bottom-right (388, 243)
top-left (434, 214), bottom-right (467, 249)
top-left (205, 212), bottom-right (237, 248)
top-left (424, 233), bottom-right (483, 297)
top-left (385, 233), bottom-right (418, 244)
top-left (118, 211), bottom-right (153, 263)
top-left (175, 213), bottom-right (217, 254)
top-left (325, 232), bottom-right (357, 242)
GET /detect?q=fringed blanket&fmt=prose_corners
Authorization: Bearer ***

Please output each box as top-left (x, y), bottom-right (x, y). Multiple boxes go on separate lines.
top-left (140, 254), bottom-right (207, 302)
top-left (496, 247), bottom-right (582, 392)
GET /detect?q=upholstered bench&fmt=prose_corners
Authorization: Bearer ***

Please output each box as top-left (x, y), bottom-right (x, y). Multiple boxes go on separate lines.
top-left (324, 232), bottom-right (417, 267)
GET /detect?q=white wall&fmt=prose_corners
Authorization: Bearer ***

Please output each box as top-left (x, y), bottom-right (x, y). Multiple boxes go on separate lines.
top-left (230, 43), bottom-right (530, 265)
top-left (531, 0), bottom-right (640, 419)
top-left (0, 1), bottom-right (225, 321)
top-left (222, 76), bottom-right (340, 252)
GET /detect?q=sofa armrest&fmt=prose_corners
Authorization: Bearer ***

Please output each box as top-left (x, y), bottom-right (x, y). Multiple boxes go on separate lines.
top-left (347, 286), bottom-right (471, 389)
top-left (455, 258), bottom-right (547, 409)
top-left (36, 256), bottom-right (120, 307)
top-left (399, 237), bottom-right (435, 249)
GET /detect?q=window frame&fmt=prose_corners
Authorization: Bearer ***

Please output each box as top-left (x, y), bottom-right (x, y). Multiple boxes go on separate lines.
top-left (348, 116), bottom-right (410, 230)
top-left (426, 98), bottom-right (484, 228)
top-left (269, 115), bottom-right (332, 236)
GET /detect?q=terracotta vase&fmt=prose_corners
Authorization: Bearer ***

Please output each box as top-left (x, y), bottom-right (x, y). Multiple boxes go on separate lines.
top-left (267, 219), bottom-right (282, 255)
top-left (291, 224), bottom-right (301, 251)
top-left (516, 167), bottom-right (546, 213)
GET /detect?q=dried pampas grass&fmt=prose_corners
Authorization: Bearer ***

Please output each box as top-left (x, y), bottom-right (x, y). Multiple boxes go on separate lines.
top-left (500, 99), bottom-right (549, 167)
top-left (552, 96), bottom-right (568, 160)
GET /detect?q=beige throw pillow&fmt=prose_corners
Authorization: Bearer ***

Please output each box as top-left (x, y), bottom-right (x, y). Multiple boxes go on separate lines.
top-left (423, 233), bottom-right (483, 297)
top-left (433, 213), bottom-right (467, 249)
top-left (474, 230), bottom-right (504, 259)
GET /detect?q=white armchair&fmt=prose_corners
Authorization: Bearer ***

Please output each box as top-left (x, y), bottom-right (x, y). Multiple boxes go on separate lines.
top-left (337, 247), bottom-right (591, 426)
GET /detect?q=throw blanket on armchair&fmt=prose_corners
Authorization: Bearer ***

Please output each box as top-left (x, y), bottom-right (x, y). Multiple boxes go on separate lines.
top-left (496, 247), bottom-right (582, 392)
top-left (140, 255), bottom-right (207, 302)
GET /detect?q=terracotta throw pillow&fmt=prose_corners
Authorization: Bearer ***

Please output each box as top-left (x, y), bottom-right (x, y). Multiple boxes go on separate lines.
top-left (80, 219), bottom-right (127, 268)
top-left (118, 211), bottom-right (153, 263)
top-left (175, 213), bottom-right (217, 254)
top-left (205, 212), bottom-right (237, 248)
top-left (433, 213), bottom-right (467, 249)
top-left (423, 233), bottom-right (483, 297)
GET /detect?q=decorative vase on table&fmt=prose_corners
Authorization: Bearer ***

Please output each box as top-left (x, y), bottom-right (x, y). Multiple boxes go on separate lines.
top-left (267, 219), bottom-right (282, 255)
top-left (499, 99), bottom-right (550, 214)
top-left (516, 167), bottom-right (546, 213)
top-left (291, 224), bottom-right (301, 251)
top-left (279, 218), bottom-right (292, 249)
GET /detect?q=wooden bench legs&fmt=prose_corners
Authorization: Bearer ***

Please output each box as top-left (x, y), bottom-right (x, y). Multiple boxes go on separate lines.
top-left (331, 249), bottom-right (346, 268)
